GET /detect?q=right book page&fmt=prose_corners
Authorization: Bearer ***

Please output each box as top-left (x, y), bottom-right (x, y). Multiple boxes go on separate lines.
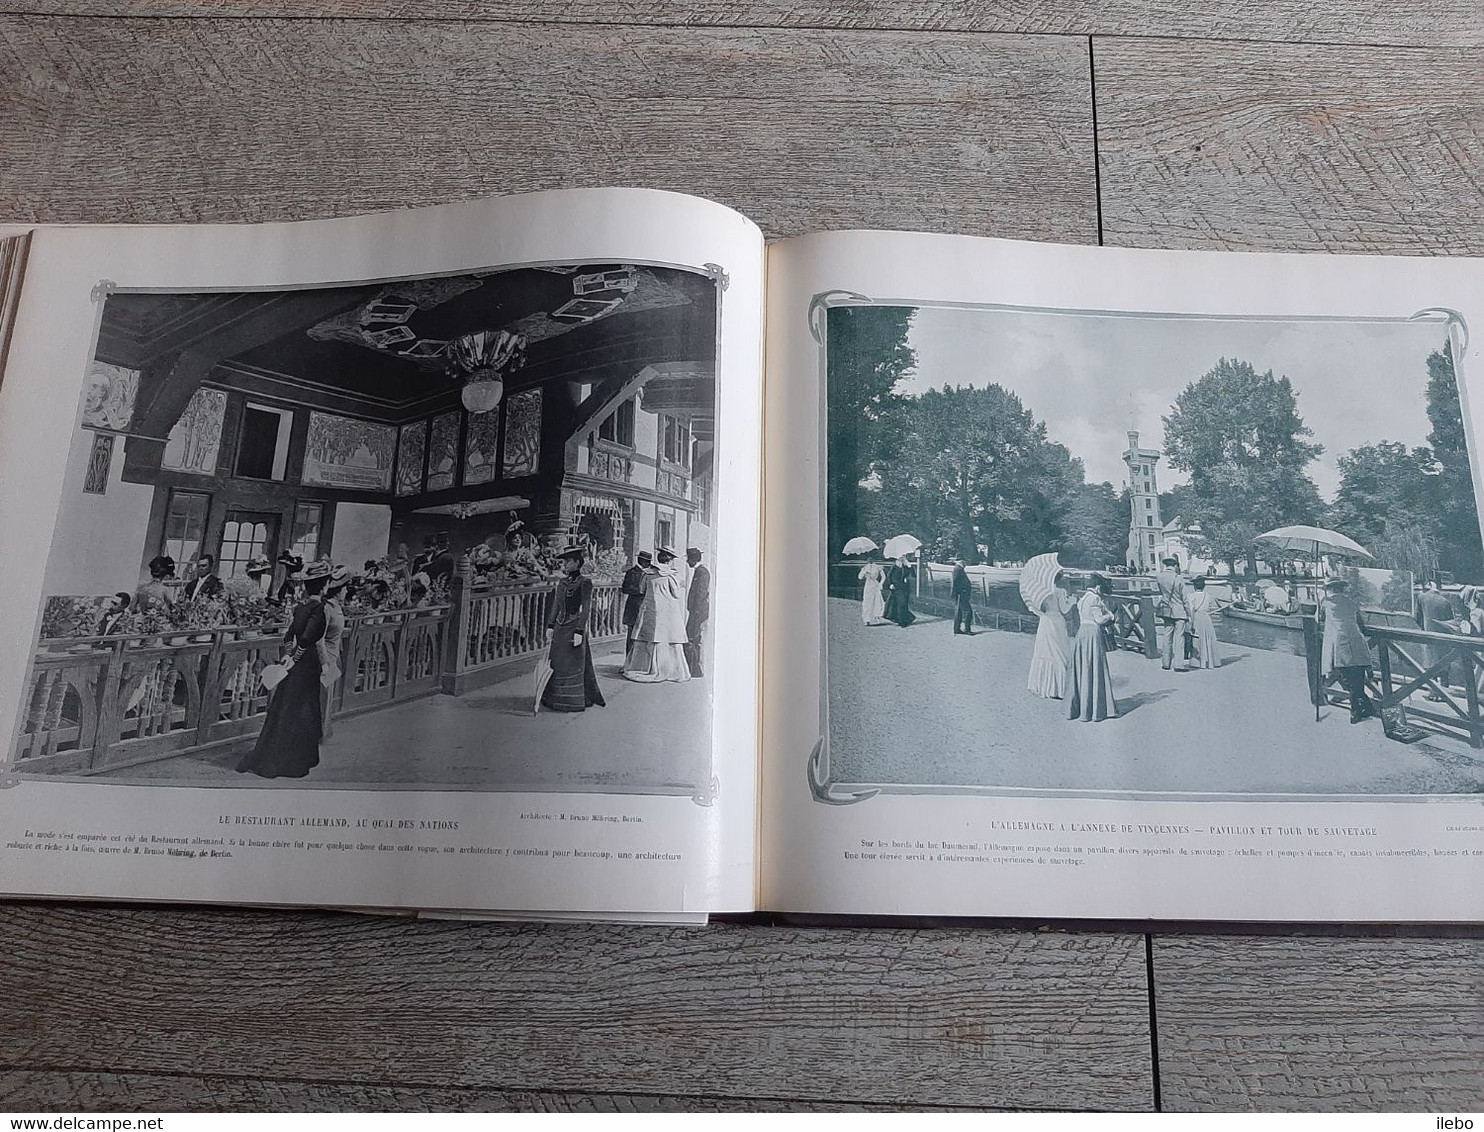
top-left (760, 230), bottom-right (1484, 922)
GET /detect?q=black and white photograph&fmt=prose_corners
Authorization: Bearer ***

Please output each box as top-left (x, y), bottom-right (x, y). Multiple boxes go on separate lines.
top-left (9, 261), bottom-right (722, 796)
top-left (822, 300), bottom-right (1484, 799)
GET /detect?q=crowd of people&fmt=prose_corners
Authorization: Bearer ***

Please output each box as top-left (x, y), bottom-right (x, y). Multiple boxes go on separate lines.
top-left (230, 537), bottom-right (713, 775)
top-left (854, 551), bottom-right (1229, 725)
top-left (533, 543), bottom-right (711, 715)
top-left (855, 553), bottom-right (916, 628)
top-left (65, 532), bottom-right (714, 777)
top-left (1024, 556), bottom-right (1226, 721)
top-left (849, 534), bottom-right (1484, 743)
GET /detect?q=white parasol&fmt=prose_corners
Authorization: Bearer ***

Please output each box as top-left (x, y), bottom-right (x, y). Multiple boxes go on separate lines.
top-left (1254, 524), bottom-right (1372, 576)
top-left (882, 533), bottom-right (922, 560)
top-left (532, 653), bottom-right (553, 715)
top-left (1019, 552), bottom-right (1062, 614)
top-left (842, 536), bottom-right (878, 555)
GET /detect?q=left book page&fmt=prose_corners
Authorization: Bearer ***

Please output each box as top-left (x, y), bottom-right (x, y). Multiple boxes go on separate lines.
top-left (0, 188), bottom-right (764, 919)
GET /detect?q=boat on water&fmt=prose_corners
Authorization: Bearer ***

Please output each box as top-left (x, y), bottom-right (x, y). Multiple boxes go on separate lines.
top-left (1220, 604), bottom-right (1307, 630)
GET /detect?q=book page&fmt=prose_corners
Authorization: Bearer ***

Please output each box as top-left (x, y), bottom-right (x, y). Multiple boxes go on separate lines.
top-left (761, 230), bottom-right (1484, 922)
top-left (0, 188), bottom-right (763, 917)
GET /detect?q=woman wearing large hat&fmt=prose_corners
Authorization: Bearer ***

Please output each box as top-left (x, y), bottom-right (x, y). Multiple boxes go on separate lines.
top-left (237, 559), bottom-right (333, 778)
top-left (540, 544), bottom-right (606, 713)
top-left (623, 546), bottom-right (692, 683)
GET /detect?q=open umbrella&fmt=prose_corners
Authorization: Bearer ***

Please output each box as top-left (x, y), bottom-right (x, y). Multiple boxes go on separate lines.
top-left (882, 533), bottom-right (922, 560)
top-left (1018, 552), bottom-right (1062, 615)
top-left (1254, 524), bottom-right (1372, 578)
top-left (1256, 525), bottom-right (1373, 724)
top-left (842, 536), bottom-right (878, 555)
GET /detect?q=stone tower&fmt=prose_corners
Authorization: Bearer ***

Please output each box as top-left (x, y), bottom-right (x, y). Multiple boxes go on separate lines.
top-left (1123, 431), bottom-right (1164, 571)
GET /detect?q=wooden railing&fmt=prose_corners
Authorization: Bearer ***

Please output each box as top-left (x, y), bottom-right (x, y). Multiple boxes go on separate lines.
top-left (1104, 593), bottom-right (1160, 658)
top-left (14, 606), bottom-right (450, 776)
top-left (447, 577), bottom-right (626, 692)
top-left (1304, 618), bottom-right (1484, 749)
top-left (15, 574), bottom-right (632, 775)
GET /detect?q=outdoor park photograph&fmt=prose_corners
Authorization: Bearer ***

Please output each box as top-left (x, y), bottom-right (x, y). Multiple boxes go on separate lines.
top-left (9, 261), bottom-right (721, 798)
top-left (823, 302), bottom-right (1484, 799)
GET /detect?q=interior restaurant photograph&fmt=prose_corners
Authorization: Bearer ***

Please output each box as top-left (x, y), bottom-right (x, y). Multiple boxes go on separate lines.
top-left (10, 261), bottom-right (723, 797)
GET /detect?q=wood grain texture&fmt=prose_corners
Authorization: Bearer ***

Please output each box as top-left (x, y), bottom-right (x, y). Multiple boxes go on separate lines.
top-left (1153, 936), bottom-right (1484, 1111)
top-left (0, 16), bottom-right (1096, 242)
top-left (1096, 37), bottom-right (1484, 254)
top-left (0, 906), bottom-right (1154, 1110)
top-left (0, 1), bottom-right (1475, 50)
top-left (0, 1071), bottom-right (981, 1111)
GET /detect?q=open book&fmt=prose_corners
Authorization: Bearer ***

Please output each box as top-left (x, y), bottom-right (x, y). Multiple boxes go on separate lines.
top-left (1, 189), bottom-right (1480, 924)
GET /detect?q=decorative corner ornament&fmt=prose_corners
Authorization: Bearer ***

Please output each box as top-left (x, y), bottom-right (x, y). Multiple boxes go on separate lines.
top-left (807, 290), bottom-right (874, 345)
top-left (1410, 307), bottom-right (1470, 358)
top-left (702, 263), bottom-right (730, 293)
top-left (90, 279), bottom-right (117, 304)
top-left (692, 775), bottom-right (721, 806)
top-left (806, 737), bottom-right (877, 806)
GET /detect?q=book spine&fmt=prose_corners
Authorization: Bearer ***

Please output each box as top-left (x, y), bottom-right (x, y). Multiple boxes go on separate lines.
top-left (0, 230), bottom-right (33, 392)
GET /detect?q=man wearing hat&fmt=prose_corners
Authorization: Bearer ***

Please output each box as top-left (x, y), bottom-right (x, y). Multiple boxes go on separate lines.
top-left (684, 547), bottom-right (711, 677)
top-left (1318, 577), bottom-right (1375, 724)
top-left (620, 550), bottom-right (653, 652)
top-left (1154, 555), bottom-right (1191, 672)
top-left (624, 547), bottom-right (691, 683)
top-left (951, 558), bottom-right (973, 635)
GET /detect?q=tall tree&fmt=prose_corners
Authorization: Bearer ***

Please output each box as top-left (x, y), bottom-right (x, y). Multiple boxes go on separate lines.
top-left (1161, 358), bottom-right (1324, 576)
top-left (1328, 441), bottom-right (1436, 548)
top-left (1059, 480), bottom-right (1130, 570)
top-left (825, 306), bottom-right (916, 556)
top-left (1424, 341), bottom-right (1484, 580)
top-left (862, 384), bottom-right (1083, 563)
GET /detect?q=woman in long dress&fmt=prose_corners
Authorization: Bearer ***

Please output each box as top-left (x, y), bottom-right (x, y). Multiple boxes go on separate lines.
top-left (858, 555), bottom-right (887, 625)
top-left (1066, 575), bottom-right (1118, 722)
top-left (1187, 576), bottom-right (1221, 669)
top-left (623, 547), bottom-right (692, 683)
top-left (1027, 576), bottom-right (1074, 699)
top-left (542, 546), bottom-right (607, 711)
top-left (237, 563), bottom-right (330, 779)
top-left (883, 556), bottom-right (915, 627)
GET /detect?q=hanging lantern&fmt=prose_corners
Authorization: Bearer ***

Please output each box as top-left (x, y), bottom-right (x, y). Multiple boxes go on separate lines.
top-left (460, 372), bottom-right (504, 414)
top-left (450, 329), bottom-right (527, 416)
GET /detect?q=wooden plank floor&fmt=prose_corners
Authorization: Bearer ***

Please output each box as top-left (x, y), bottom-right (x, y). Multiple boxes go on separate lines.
top-left (1, 2), bottom-right (1482, 1111)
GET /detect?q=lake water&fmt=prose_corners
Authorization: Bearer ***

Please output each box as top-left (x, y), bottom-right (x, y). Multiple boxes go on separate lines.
top-left (1212, 610), bottom-right (1305, 657)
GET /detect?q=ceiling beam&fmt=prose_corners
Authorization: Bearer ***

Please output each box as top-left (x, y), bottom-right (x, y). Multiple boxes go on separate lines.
top-left (120, 289), bottom-right (369, 483)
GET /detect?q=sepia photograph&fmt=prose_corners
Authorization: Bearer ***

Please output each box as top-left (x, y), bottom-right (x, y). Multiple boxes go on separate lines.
top-left (822, 300), bottom-right (1484, 799)
top-left (10, 261), bottom-right (722, 797)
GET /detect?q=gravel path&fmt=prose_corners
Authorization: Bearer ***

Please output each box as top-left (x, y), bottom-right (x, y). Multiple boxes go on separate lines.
top-left (825, 598), bottom-right (1484, 797)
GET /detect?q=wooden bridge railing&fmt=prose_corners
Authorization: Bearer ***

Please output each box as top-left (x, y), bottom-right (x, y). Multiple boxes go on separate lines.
top-left (1104, 593), bottom-right (1160, 658)
top-left (1303, 618), bottom-right (1484, 749)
